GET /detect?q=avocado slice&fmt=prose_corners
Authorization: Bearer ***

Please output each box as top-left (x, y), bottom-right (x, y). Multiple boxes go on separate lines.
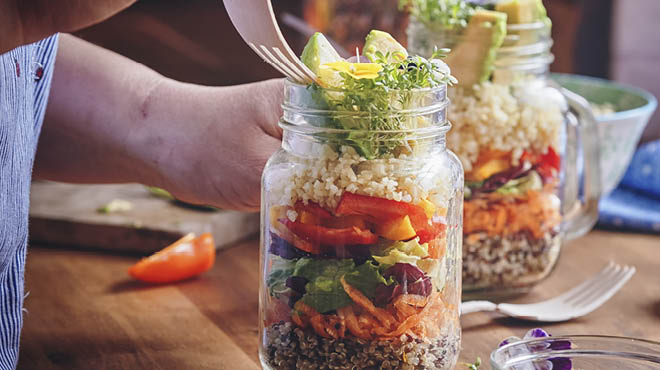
top-left (301, 32), bottom-right (344, 87)
top-left (444, 9), bottom-right (507, 88)
top-left (363, 30), bottom-right (408, 63)
top-left (495, 0), bottom-right (547, 24)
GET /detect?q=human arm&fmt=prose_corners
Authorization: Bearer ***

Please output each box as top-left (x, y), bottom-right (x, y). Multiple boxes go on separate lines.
top-left (35, 34), bottom-right (284, 211)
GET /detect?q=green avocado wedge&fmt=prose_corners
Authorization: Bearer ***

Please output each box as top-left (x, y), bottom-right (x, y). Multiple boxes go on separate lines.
top-left (444, 9), bottom-right (507, 88)
top-left (363, 30), bottom-right (408, 63)
top-left (301, 32), bottom-right (343, 75)
top-left (495, 0), bottom-right (547, 24)
top-left (301, 32), bottom-right (344, 88)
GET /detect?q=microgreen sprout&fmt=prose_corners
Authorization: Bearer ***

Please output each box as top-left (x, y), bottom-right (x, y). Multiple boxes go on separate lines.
top-left (310, 48), bottom-right (454, 158)
top-left (399, 0), bottom-right (480, 29)
top-left (461, 357), bottom-right (482, 370)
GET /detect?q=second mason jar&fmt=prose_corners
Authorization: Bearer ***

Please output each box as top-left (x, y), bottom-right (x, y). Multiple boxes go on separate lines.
top-left (408, 17), bottom-right (600, 299)
top-left (259, 81), bottom-right (463, 370)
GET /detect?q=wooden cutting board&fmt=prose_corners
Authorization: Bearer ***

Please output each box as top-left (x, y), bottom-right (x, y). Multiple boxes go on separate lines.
top-left (29, 181), bottom-right (260, 254)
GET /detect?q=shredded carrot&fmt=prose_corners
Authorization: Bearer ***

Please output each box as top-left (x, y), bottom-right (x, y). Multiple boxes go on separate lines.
top-left (464, 186), bottom-right (560, 239)
top-left (396, 294), bottom-right (430, 308)
top-left (292, 311), bottom-right (307, 328)
top-left (338, 306), bottom-right (372, 340)
top-left (427, 238), bottom-right (447, 259)
top-left (375, 292), bottom-right (439, 338)
top-left (309, 315), bottom-right (332, 338)
top-left (340, 277), bottom-right (396, 329)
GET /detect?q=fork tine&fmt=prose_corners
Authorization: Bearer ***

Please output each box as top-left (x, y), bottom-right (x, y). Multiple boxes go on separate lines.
top-left (563, 263), bottom-right (620, 305)
top-left (568, 265), bottom-right (622, 306)
top-left (554, 262), bottom-right (616, 304)
top-left (575, 265), bottom-right (630, 306)
top-left (260, 46), bottom-right (309, 83)
top-left (579, 267), bottom-right (635, 312)
top-left (248, 43), bottom-right (294, 80)
top-left (572, 265), bottom-right (634, 308)
top-left (272, 47), bottom-right (317, 82)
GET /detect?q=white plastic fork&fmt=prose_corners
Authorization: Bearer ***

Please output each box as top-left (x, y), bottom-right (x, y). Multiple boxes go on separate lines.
top-left (461, 262), bottom-right (636, 322)
top-left (223, 0), bottom-right (319, 84)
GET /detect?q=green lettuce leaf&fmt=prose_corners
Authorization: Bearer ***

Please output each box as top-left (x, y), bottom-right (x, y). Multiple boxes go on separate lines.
top-left (371, 238), bottom-right (430, 266)
top-left (292, 258), bottom-right (394, 313)
top-left (344, 261), bottom-right (396, 300)
top-left (294, 259), bottom-right (355, 313)
top-left (266, 256), bottom-right (296, 299)
top-left (495, 170), bottom-right (543, 195)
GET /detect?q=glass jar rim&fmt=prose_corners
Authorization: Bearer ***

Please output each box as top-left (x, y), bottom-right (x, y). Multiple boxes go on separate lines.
top-left (283, 78), bottom-right (449, 94)
top-left (281, 78), bottom-right (451, 135)
top-left (491, 335), bottom-right (660, 369)
top-left (279, 118), bottom-right (451, 137)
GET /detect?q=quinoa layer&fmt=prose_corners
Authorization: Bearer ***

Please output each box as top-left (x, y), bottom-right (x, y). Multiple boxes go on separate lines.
top-left (462, 229), bottom-right (561, 291)
top-left (262, 322), bottom-right (459, 370)
top-left (448, 81), bottom-right (565, 172)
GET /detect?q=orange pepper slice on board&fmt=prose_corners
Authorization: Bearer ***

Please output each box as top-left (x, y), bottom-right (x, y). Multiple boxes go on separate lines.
top-left (128, 233), bottom-right (215, 283)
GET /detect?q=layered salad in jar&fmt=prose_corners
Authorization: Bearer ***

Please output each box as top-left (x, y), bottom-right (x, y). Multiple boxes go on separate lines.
top-left (402, 0), bottom-right (564, 293)
top-left (260, 30), bottom-right (462, 370)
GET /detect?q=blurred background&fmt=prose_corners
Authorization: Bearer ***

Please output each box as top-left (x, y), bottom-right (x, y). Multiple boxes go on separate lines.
top-left (74, 0), bottom-right (659, 143)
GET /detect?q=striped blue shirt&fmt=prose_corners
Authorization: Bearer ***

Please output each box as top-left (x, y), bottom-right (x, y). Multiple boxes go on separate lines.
top-left (0, 34), bottom-right (59, 369)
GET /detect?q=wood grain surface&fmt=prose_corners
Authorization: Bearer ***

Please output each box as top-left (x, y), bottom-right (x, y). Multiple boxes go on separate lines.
top-left (19, 230), bottom-right (660, 369)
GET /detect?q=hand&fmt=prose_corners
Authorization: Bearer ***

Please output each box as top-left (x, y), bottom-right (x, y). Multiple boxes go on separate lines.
top-left (37, 35), bottom-right (284, 212)
top-left (147, 78), bottom-right (285, 211)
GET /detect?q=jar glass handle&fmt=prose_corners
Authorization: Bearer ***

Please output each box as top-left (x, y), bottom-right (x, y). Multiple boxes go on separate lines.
top-left (561, 88), bottom-right (601, 240)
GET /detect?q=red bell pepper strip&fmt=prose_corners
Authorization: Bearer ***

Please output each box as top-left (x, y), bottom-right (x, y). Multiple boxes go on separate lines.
top-left (276, 221), bottom-right (324, 254)
top-left (415, 221), bottom-right (447, 245)
top-left (335, 192), bottom-right (427, 222)
top-left (522, 147), bottom-right (561, 183)
top-left (282, 219), bottom-right (378, 246)
top-left (294, 201), bottom-right (333, 220)
top-left (539, 146), bottom-right (561, 171)
top-left (522, 147), bottom-right (560, 171)
top-left (336, 192), bottom-right (439, 242)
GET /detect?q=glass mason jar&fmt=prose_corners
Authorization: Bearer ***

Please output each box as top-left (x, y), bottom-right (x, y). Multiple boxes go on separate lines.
top-left (259, 80), bottom-right (463, 370)
top-left (407, 18), bottom-right (600, 299)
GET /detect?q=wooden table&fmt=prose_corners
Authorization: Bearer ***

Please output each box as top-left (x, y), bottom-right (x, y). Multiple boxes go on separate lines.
top-left (18, 230), bottom-right (660, 369)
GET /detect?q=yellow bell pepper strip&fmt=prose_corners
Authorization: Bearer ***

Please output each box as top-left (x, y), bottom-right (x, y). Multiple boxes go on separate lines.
top-left (321, 61), bottom-right (383, 80)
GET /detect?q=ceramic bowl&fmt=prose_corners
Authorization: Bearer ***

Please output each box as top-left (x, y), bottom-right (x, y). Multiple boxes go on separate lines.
top-left (552, 73), bottom-right (658, 196)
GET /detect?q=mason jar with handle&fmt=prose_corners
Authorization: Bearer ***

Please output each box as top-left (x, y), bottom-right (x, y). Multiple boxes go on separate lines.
top-left (408, 14), bottom-right (600, 299)
top-left (259, 80), bottom-right (463, 370)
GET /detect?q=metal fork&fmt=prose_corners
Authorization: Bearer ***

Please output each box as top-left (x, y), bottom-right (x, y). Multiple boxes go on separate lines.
top-left (461, 262), bottom-right (636, 322)
top-left (223, 0), bottom-right (319, 84)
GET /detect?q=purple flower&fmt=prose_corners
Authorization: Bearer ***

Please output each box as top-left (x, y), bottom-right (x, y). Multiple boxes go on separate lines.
top-left (499, 336), bottom-right (521, 348)
top-left (499, 329), bottom-right (573, 370)
top-left (524, 328), bottom-right (551, 339)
